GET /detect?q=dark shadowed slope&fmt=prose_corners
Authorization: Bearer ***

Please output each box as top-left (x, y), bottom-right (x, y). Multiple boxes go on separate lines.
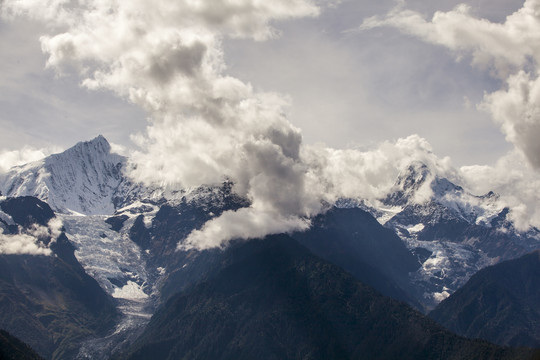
top-left (0, 330), bottom-right (44, 360)
top-left (0, 197), bottom-right (118, 359)
top-left (430, 250), bottom-right (540, 348)
top-left (149, 206), bottom-right (423, 310)
top-left (292, 207), bottom-right (421, 309)
top-left (116, 235), bottom-right (534, 360)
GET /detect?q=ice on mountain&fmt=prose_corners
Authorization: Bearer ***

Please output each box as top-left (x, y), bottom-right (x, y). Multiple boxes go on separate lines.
top-left (406, 236), bottom-right (495, 308)
top-left (115, 201), bottom-right (159, 216)
top-left (61, 214), bottom-right (151, 300)
top-left (375, 205), bottom-right (403, 225)
top-left (0, 209), bottom-right (15, 226)
top-left (337, 160), bottom-right (536, 308)
top-left (407, 223), bottom-right (425, 233)
top-left (112, 281), bottom-right (149, 300)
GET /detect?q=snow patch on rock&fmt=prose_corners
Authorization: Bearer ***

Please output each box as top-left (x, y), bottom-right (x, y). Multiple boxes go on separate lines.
top-left (112, 281), bottom-right (149, 300)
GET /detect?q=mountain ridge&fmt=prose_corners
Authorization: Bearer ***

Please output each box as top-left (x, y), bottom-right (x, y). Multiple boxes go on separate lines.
top-left (1, 136), bottom-right (540, 358)
top-left (114, 235), bottom-right (536, 360)
top-left (345, 161), bottom-right (540, 308)
top-left (430, 249), bottom-right (540, 348)
top-left (4, 136), bottom-right (539, 311)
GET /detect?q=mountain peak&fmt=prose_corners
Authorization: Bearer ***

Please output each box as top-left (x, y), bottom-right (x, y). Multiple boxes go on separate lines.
top-left (383, 161), bottom-right (433, 206)
top-left (1, 136), bottom-right (126, 215)
top-left (56, 135), bottom-right (111, 158)
top-left (88, 134), bottom-right (110, 149)
top-left (398, 161), bottom-right (431, 189)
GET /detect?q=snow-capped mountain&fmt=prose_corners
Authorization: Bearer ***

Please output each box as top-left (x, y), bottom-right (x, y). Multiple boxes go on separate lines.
top-left (2, 136), bottom-right (540, 358)
top-left (351, 161), bottom-right (540, 308)
top-left (382, 161), bottom-right (502, 227)
top-left (0, 136), bottom-right (125, 215)
top-left (0, 136), bottom-right (255, 358)
top-left (3, 137), bottom-right (539, 311)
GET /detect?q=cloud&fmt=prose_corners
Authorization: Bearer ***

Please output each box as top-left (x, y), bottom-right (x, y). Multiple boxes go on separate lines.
top-left (182, 208), bottom-right (311, 250)
top-left (1, 0), bottom-right (329, 248)
top-left (5, 0), bottom-right (540, 249)
top-left (0, 146), bottom-right (61, 174)
top-left (460, 150), bottom-right (540, 231)
top-left (481, 71), bottom-right (540, 168)
top-left (359, 0), bottom-right (540, 171)
top-left (0, 218), bottom-right (63, 255)
top-left (0, 233), bottom-right (51, 255)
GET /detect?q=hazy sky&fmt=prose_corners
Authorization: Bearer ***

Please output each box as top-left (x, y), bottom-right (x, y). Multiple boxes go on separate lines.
top-left (0, 0), bottom-right (524, 166)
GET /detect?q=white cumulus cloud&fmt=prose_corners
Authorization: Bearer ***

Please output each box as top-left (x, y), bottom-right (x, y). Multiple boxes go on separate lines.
top-left (5, 0), bottom-right (540, 249)
top-left (360, 0), bottom-right (540, 170)
top-left (0, 146), bottom-right (61, 174)
top-left (357, 0), bottom-right (540, 232)
top-left (0, 218), bottom-right (63, 255)
top-left (1, 0), bottom-right (330, 249)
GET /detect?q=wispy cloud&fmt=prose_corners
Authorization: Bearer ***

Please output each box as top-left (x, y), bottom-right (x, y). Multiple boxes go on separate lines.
top-left (0, 146), bottom-right (61, 173)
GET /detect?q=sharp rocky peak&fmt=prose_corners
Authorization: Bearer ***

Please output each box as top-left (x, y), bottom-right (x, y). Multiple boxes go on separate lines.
top-left (58, 134), bottom-right (111, 157)
top-left (43, 135), bottom-right (125, 182)
top-left (384, 161), bottom-right (474, 207)
top-left (383, 161), bottom-right (434, 206)
top-left (1, 135), bottom-right (128, 215)
top-left (396, 161), bottom-right (432, 190)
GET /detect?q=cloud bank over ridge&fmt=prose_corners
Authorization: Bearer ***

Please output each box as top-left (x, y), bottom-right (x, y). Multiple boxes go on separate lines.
top-left (360, 0), bottom-right (540, 230)
top-left (2, 0), bottom-right (540, 248)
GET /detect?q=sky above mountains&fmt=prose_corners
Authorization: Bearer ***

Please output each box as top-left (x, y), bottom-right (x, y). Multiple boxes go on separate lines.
top-left (0, 0), bottom-right (523, 165)
top-left (1, 0), bottom-right (540, 248)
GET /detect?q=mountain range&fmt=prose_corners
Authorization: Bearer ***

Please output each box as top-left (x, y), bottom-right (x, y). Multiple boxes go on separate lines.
top-left (0, 135), bottom-right (539, 359)
top-left (113, 235), bottom-right (534, 360)
top-left (346, 161), bottom-right (540, 308)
